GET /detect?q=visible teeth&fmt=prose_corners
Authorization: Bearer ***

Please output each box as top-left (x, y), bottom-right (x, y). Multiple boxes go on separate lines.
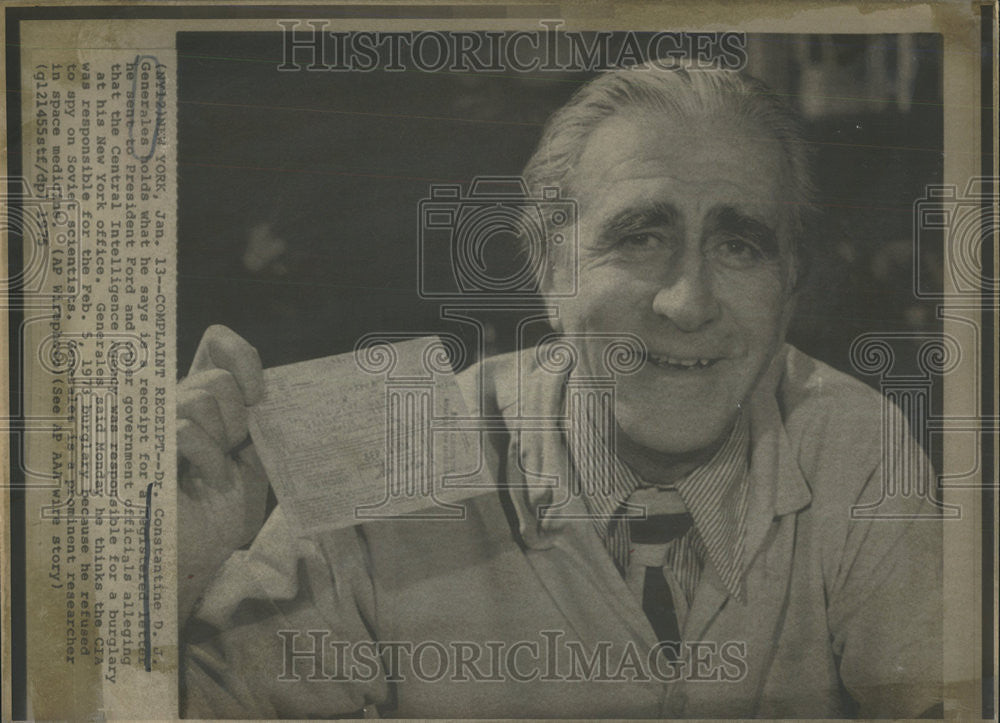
top-left (648, 354), bottom-right (715, 370)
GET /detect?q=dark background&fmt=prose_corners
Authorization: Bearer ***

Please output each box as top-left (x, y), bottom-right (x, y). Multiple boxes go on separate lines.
top-left (177, 32), bottom-right (944, 383)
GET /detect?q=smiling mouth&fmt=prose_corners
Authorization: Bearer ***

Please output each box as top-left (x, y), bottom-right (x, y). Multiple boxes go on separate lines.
top-left (643, 353), bottom-right (721, 371)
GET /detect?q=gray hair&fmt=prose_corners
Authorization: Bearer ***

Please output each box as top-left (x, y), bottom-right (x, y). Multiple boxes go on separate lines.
top-left (522, 62), bottom-right (815, 276)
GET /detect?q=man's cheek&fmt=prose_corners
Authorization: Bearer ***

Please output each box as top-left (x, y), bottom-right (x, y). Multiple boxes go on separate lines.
top-left (727, 280), bottom-right (789, 333)
top-left (574, 295), bottom-right (627, 332)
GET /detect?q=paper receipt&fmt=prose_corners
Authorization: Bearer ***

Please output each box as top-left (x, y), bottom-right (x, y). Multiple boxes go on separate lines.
top-left (248, 336), bottom-right (496, 533)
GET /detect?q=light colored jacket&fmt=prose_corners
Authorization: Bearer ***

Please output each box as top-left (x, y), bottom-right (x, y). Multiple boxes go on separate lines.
top-left (182, 344), bottom-right (942, 718)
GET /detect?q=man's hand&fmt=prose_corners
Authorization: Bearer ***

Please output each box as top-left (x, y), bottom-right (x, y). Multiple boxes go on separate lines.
top-left (178, 325), bottom-right (270, 623)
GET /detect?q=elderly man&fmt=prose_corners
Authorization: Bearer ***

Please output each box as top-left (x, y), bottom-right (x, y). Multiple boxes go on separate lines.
top-left (178, 64), bottom-right (942, 718)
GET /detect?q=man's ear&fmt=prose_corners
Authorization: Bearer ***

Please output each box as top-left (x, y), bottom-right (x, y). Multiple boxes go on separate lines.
top-left (779, 285), bottom-right (799, 338)
top-left (784, 236), bottom-right (810, 295)
top-left (777, 245), bottom-right (800, 335)
top-left (546, 307), bottom-right (563, 333)
top-left (537, 254), bottom-right (564, 333)
top-left (540, 283), bottom-right (564, 333)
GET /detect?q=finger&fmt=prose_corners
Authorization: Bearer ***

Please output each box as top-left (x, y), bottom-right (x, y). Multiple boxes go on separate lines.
top-left (234, 442), bottom-right (268, 482)
top-left (178, 418), bottom-right (230, 487)
top-left (228, 434), bottom-right (253, 459)
top-left (181, 368), bottom-right (247, 447)
top-left (189, 325), bottom-right (264, 404)
top-left (178, 387), bottom-right (228, 449)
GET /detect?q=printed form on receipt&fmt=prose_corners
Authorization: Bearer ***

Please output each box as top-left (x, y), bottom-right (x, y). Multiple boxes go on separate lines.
top-left (248, 336), bottom-right (496, 532)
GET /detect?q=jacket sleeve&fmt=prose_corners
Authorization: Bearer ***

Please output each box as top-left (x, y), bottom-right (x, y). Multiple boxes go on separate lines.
top-left (180, 507), bottom-right (390, 718)
top-left (823, 410), bottom-right (944, 718)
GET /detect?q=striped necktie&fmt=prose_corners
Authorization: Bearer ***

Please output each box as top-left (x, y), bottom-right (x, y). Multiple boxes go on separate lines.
top-left (629, 513), bottom-right (693, 660)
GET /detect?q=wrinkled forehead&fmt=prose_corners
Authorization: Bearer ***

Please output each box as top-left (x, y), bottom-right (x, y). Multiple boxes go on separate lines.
top-left (566, 110), bottom-right (798, 240)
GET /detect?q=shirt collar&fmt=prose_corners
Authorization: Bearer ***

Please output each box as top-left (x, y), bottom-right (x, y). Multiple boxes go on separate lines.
top-left (673, 416), bottom-right (750, 598)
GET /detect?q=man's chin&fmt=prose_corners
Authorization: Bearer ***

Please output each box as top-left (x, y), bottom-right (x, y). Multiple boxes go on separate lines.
top-left (617, 422), bottom-right (732, 460)
top-left (614, 401), bottom-right (740, 459)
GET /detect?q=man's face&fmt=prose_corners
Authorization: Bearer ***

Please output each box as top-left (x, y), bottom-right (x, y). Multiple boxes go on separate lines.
top-left (545, 111), bottom-right (797, 456)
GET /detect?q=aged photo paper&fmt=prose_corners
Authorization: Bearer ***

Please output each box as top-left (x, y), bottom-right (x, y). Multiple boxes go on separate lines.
top-left (2, 1), bottom-right (997, 719)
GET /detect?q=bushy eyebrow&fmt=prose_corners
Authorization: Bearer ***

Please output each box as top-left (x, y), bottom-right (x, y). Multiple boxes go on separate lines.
top-left (705, 206), bottom-right (779, 257)
top-left (592, 201), bottom-right (781, 259)
top-left (597, 201), bottom-right (679, 239)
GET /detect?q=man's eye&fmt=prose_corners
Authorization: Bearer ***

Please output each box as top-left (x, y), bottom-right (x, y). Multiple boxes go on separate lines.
top-left (712, 237), bottom-right (764, 268)
top-left (619, 233), bottom-right (661, 250)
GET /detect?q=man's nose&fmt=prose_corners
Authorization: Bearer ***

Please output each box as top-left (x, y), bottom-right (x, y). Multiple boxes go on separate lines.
top-left (651, 254), bottom-right (721, 332)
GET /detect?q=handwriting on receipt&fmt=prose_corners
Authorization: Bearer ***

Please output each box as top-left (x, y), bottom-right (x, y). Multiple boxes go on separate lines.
top-left (249, 336), bottom-right (496, 532)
